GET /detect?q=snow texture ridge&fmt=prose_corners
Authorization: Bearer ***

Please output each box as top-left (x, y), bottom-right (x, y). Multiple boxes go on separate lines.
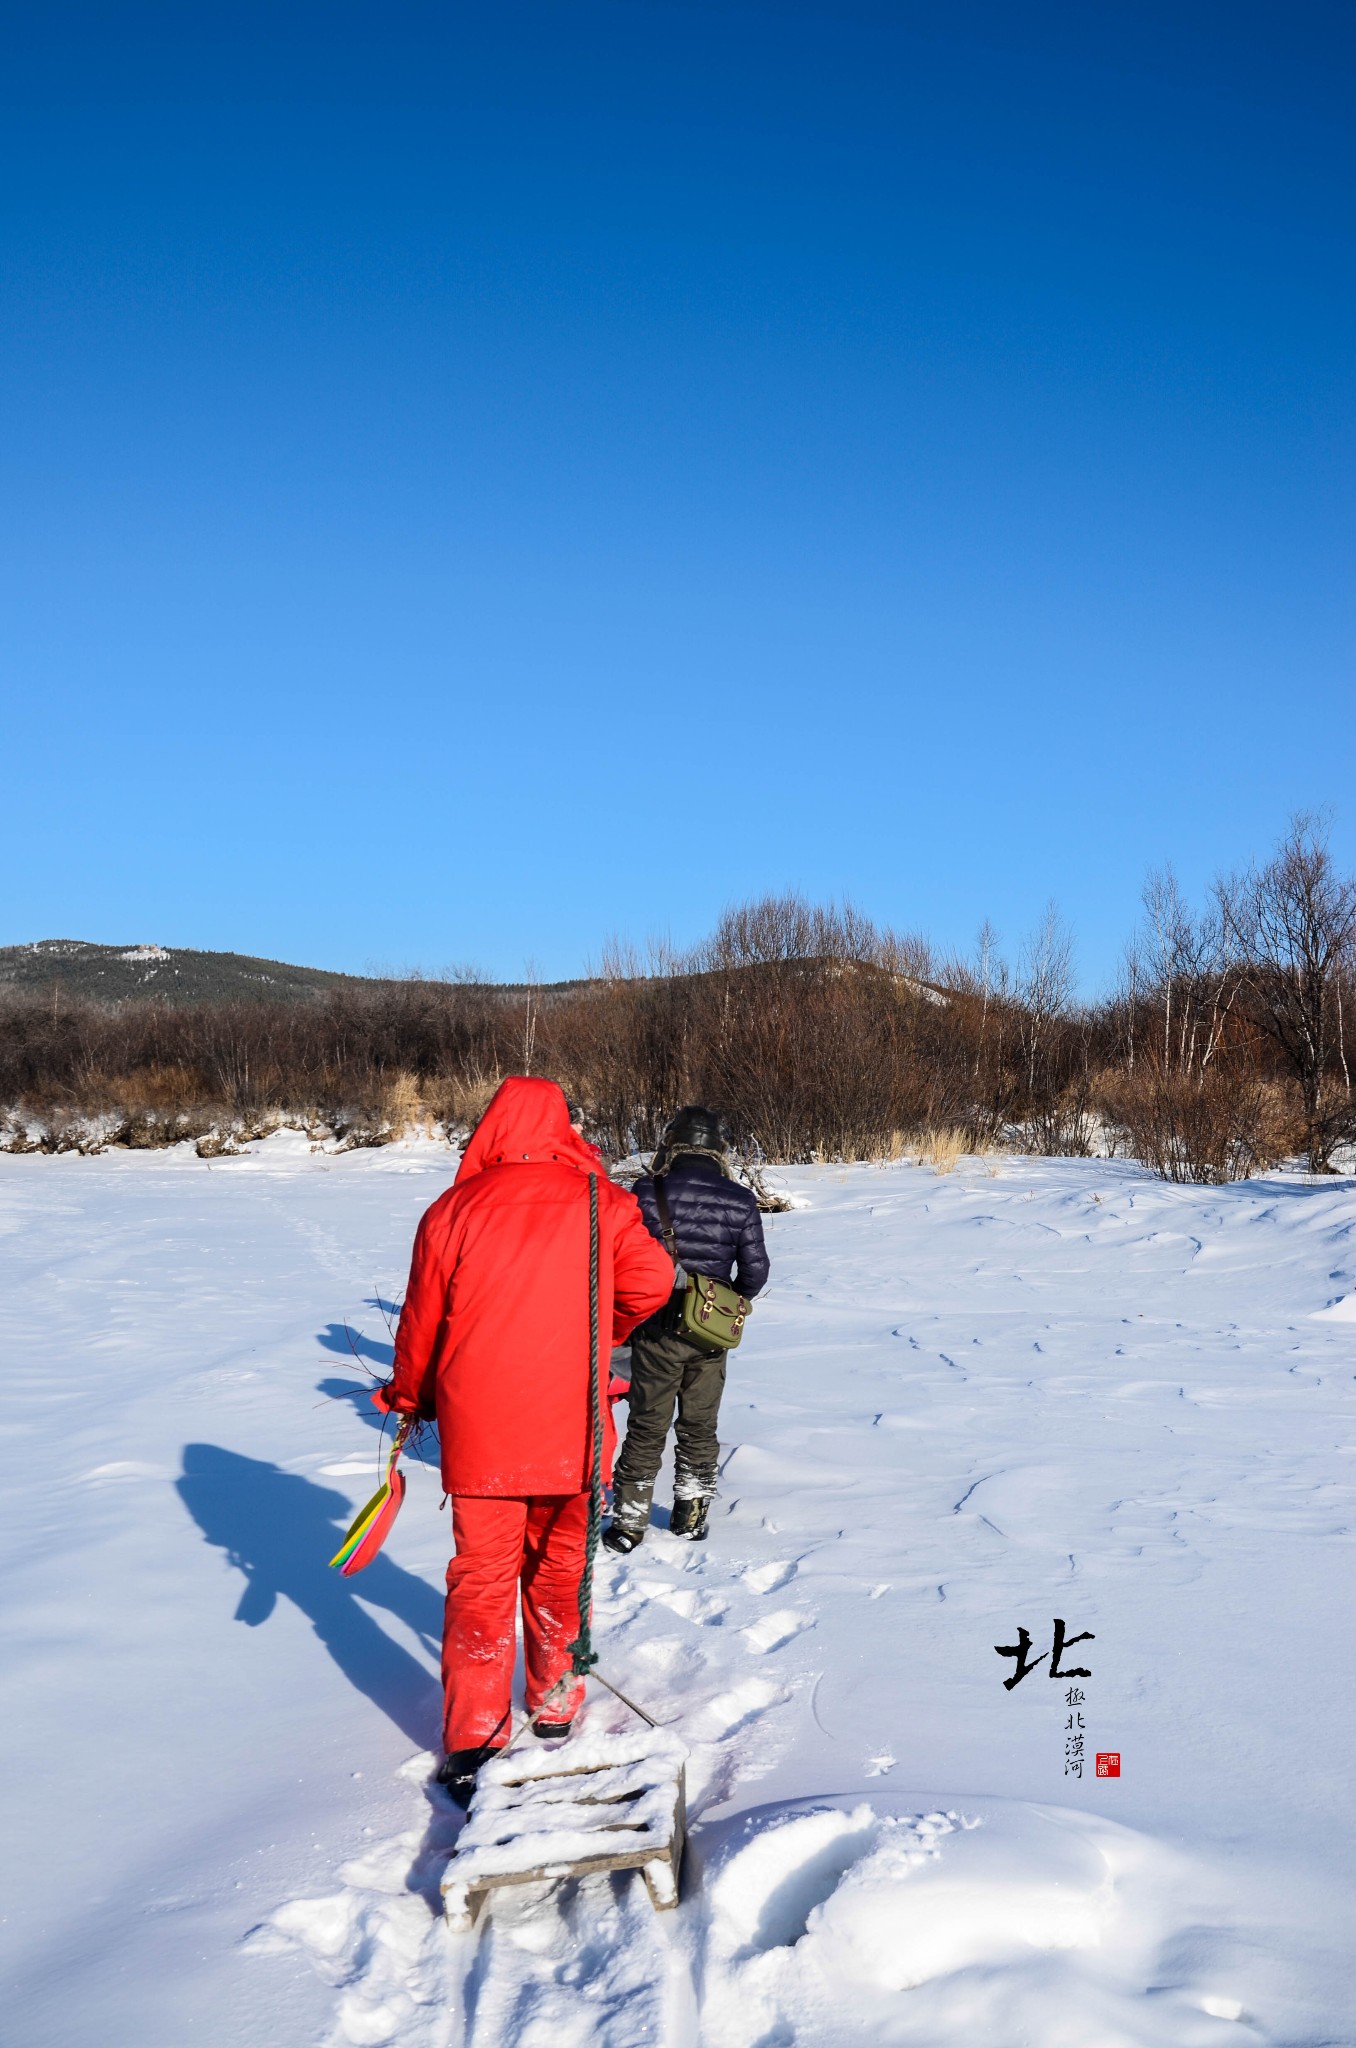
top-left (1, 1135), bottom-right (1353, 2044)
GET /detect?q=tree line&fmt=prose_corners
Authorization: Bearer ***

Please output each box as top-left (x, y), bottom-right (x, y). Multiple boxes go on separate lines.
top-left (3, 816), bottom-right (1354, 1182)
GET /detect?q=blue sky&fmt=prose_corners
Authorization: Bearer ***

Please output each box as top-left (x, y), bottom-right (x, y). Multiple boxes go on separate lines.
top-left (3, 1), bottom-right (1352, 989)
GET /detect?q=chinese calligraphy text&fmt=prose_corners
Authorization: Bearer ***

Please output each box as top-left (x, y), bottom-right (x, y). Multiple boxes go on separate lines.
top-left (993, 1618), bottom-right (1094, 1691)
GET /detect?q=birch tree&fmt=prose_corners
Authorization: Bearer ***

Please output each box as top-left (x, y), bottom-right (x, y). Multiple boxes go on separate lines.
top-left (1229, 815), bottom-right (1356, 1171)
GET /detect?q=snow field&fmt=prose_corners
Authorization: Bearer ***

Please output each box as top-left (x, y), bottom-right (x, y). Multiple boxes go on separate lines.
top-left (2, 1134), bottom-right (1354, 2045)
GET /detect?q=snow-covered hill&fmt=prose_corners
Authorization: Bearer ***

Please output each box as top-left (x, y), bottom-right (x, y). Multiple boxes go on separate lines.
top-left (2, 1136), bottom-right (1353, 2045)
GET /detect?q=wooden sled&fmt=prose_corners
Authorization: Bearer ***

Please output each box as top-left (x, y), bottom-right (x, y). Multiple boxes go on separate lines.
top-left (442, 1727), bottom-right (688, 1931)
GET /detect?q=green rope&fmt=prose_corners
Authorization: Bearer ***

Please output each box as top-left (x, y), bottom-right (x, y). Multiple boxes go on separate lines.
top-left (569, 1172), bottom-right (603, 1677)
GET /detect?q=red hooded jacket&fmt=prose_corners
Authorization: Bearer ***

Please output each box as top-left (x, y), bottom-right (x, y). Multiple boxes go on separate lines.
top-left (385, 1078), bottom-right (674, 1496)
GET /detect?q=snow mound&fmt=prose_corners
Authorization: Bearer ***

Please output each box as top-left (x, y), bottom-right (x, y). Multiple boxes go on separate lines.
top-left (250, 1783), bottom-right (1259, 2048)
top-left (1311, 1292), bottom-right (1356, 1320)
top-left (697, 1796), bottom-right (1249, 2047)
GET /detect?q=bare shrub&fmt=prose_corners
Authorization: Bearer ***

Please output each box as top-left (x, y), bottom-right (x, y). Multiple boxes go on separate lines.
top-left (694, 893), bottom-right (880, 972)
top-left (734, 1159), bottom-right (795, 1212)
top-left (1100, 1065), bottom-right (1282, 1184)
top-left (1226, 814), bottom-right (1356, 1170)
top-left (5, 843), bottom-right (1352, 1184)
top-left (1023, 1081), bottom-right (1098, 1158)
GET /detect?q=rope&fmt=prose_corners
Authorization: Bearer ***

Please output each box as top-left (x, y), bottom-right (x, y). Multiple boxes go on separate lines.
top-left (569, 1172), bottom-right (603, 1677)
top-left (590, 1667), bottom-right (663, 1728)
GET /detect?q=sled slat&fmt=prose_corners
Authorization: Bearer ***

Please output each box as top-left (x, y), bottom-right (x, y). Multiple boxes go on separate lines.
top-left (442, 1733), bottom-right (687, 1930)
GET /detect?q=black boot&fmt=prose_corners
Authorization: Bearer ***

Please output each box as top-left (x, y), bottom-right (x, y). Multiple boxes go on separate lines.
top-left (669, 1495), bottom-right (710, 1540)
top-left (604, 1478), bottom-right (653, 1554)
top-left (436, 1744), bottom-right (502, 1810)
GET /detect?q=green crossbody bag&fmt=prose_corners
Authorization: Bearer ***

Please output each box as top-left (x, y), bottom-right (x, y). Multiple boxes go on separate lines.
top-left (653, 1174), bottom-right (751, 1352)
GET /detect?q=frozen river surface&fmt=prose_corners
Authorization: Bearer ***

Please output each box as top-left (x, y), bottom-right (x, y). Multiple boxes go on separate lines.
top-left (2, 1134), bottom-right (1353, 2046)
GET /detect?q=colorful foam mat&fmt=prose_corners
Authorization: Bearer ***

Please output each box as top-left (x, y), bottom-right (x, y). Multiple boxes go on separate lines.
top-left (329, 1418), bottom-right (414, 1575)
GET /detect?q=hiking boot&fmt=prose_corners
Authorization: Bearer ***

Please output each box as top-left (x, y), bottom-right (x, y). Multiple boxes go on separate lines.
top-left (436, 1744), bottom-right (502, 1810)
top-left (670, 1495), bottom-right (710, 1540)
top-left (605, 1478), bottom-right (653, 1554)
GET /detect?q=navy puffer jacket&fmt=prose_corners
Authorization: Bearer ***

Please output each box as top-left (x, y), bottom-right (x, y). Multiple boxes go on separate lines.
top-left (632, 1151), bottom-right (770, 1298)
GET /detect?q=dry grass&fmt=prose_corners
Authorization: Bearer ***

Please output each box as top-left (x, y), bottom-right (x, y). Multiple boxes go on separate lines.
top-left (873, 1127), bottom-right (997, 1171)
top-left (915, 1126), bottom-right (968, 1174)
top-left (94, 1065), bottom-right (205, 1113)
top-left (380, 1070), bottom-right (426, 1136)
top-left (355, 1069), bottom-right (506, 1144)
top-left (421, 1071), bottom-right (502, 1135)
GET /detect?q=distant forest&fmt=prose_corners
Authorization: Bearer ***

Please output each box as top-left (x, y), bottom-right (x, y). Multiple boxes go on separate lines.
top-left (4, 817), bottom-right (1355, 1184)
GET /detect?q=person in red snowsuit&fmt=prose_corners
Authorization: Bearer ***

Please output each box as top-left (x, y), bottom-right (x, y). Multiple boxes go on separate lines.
top-left (375, 1077), bottom-right (673, 1803)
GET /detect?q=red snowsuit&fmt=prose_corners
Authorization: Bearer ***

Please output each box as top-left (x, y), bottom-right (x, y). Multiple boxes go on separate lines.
top-left (381, 1078), bottom-right (674, 1751)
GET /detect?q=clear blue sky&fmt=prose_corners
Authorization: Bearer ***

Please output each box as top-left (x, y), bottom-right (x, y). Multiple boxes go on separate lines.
top-left (3, 2), bottom-right (1353, 990)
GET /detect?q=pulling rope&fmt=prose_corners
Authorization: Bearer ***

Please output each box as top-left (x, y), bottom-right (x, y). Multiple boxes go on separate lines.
top-left (569, 1172), bottom-right (603, 1677)
top-left (561, 1170), bottom-right (676, 1728)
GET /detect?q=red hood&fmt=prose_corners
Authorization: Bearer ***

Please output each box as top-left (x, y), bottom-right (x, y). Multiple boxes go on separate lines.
top-left (454, 1077), bottom-right (601, 1184)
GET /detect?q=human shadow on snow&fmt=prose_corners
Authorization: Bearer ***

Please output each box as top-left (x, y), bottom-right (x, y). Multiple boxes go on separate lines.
top-left (313, 1378), bottom-right (445, 1463)
top-left (315, 1374), bottom-right (393, 1430)
top-left (177, 1444), bottom-right (443, 1747)
top-left (315, 1321), bottom-right (395, 1368)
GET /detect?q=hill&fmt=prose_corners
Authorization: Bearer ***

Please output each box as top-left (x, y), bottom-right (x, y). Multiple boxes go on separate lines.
top-left (0, 940), bottom-right (380, 1006)
top-left (0, 940), bottom-right (596, 1007)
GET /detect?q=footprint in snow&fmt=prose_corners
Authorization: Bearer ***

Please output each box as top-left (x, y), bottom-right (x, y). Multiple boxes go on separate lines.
top-left (638, 1583), bottom-right (730, 1626)
top-left (741, 1608), bottom-right (814, 1654)
top-left (741, 1558), bottom-right (798, 1595)
top-left (690, 1675), bottom-right (786, 1741)
top-left (624, 1632), bottom-right (709, 1685)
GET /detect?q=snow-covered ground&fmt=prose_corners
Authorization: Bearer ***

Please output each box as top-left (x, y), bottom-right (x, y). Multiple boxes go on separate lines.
top-left (3, 1134), bottom-right (1354, 2046)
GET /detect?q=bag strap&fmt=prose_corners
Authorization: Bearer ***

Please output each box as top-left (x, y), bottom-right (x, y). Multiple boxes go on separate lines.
top-left (653, 1172), bottom-right (679, 1260)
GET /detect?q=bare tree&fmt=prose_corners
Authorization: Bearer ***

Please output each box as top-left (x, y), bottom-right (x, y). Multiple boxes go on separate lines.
top-left (1133, 865), bottom-right (1242, 1079)
top-left (1017, 904), bottom-right (1074, 1098)
top-left (694, 893), bottom-right (890, 973)
top-left (1141, 866), bottom-right (1185, 1072)
top-left (1119, 936), bottom-right (1141, 1074)
top-left (521, 959), bottom-right (539, 1076)
top-left (1228, 814), bottom-right (1356, 1171)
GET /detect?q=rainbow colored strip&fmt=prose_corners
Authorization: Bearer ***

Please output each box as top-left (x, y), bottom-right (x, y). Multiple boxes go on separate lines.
top-left (329, 1419), bottom-right (413, 1576)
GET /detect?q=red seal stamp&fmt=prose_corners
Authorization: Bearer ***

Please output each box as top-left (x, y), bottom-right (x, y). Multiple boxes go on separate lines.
top-left (1095, 1752), bottom-right (1121, 1777)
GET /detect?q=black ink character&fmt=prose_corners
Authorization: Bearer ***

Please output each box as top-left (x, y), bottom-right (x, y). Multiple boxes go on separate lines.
top-left (1049, 1618), bottom-right (1094, 1679)
top-left (995, 1619), bottom-right (1095, 1690)
top-left (994, 1626), bottom-right (1048, 1689)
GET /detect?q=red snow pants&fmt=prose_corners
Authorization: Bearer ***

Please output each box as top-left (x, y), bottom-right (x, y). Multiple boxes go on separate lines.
top-left (442, 1493), bottom-right (590, 1752)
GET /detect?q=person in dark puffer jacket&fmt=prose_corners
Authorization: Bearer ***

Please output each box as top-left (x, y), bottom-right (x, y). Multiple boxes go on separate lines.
top-left (604, 1106), bottom-right (770, 1550)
